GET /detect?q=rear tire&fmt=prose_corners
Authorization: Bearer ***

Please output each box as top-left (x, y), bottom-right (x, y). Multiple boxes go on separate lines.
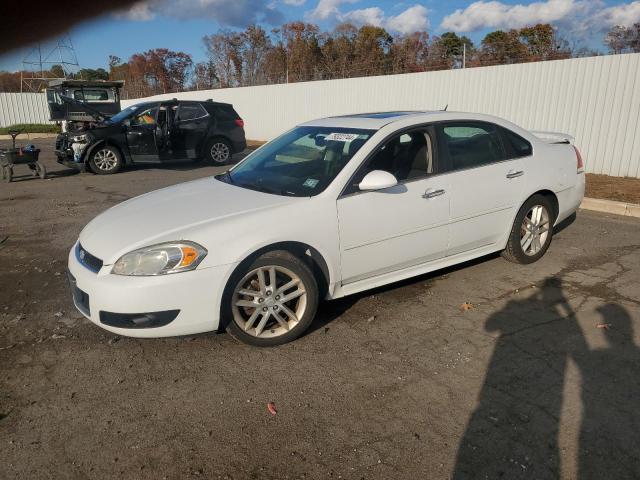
top-left (89, 146), bottom-right (123, 175)
top-left (502, 194), bottom-right (556, 264)
top-left (205, 138), bottom-right (232, 165)
top-left (224, 251), bottom-right (319, 347)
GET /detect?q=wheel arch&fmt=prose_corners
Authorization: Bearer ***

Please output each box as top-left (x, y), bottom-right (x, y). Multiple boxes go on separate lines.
top-left (529, 189), bottom-right (559, 221)
top-left (500, 189), bottom-right (560, 250)
top-left (217, 241), bottom-right (331, 331)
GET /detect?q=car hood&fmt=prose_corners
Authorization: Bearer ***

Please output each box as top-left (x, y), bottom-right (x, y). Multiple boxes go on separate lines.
top-left (79, 177), bottom-right (303, 264)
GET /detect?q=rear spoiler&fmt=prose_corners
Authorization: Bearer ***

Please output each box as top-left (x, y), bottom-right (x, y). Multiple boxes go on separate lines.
top-left (531, 130), bottom-right (574, 144)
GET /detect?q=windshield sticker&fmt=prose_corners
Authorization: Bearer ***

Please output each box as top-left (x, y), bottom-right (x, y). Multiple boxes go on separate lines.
top-left (325, 133), bottom-right (359, 142)
top-left (303, 178), bottom-right (320, 188)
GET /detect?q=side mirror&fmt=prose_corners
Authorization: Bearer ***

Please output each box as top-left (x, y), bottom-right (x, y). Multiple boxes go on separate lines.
top-left (359, 170), bottom-right (398, 191)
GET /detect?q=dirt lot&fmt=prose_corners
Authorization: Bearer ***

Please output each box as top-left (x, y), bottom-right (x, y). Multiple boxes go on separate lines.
top-left (586, 173), bottom-right (640, 205)
top-left (1, 138), bottom-right (639, 479)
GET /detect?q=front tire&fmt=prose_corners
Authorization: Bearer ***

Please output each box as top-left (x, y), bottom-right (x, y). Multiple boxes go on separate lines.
top-left (225, 251), bottom-right (319, 347)
top-left (206, 138), bottom-right (232, 165)
top-left (89, 146), bottom-right (123, 175)
top-left (502, 194), bottom-right (555, 264)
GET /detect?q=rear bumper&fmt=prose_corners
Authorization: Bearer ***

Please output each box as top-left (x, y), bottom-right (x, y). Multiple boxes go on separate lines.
top-left (232, 138), bottom-right (247, 154)
top-left (67, 242), bottom-right (236, 338)
top-left (557, 173), bottom-right (586, 224)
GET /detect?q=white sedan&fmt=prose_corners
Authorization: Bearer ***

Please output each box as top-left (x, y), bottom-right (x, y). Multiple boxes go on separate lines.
top-left (68, 111), bottom-right (585, 346)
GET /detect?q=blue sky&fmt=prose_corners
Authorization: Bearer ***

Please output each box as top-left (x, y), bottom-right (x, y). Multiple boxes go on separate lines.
top-left (1, 0), bottom-right (639, 71)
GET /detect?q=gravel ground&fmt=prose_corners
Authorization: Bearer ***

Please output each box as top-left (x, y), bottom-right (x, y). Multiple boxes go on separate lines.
top-left (1, 138), bottom-right (639, 479)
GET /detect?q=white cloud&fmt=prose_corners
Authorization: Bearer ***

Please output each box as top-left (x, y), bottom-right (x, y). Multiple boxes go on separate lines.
top-left (282, 0), bottom-right (306, 5)
top-left (115, 1), bottom-right (155, 21)
top-left (386, 5), bottom-right (429, 34)
top-left (596, 1), bottom-right (640, 27)
top-left (440, 0), bottom-right (640, 34)
top-left (341, 7), bottom-right (385, 27)
top-left (308, 0), bottom-right (358, 21)
top-left (440, 0), bottom-right (579, 32)
top-left (116, 0), bottom-right (284, 26)
top-left (308, 1), bottom-right (429, 34)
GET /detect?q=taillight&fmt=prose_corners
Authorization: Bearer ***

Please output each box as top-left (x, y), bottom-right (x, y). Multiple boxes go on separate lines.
top-left (235, 119), bottom-right (244, 128)
top-left (574, 146), bottom-right (584, 173)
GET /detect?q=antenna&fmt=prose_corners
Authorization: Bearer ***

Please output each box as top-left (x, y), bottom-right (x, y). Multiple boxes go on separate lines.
top-left (21, 33), bottom-right (80, 92)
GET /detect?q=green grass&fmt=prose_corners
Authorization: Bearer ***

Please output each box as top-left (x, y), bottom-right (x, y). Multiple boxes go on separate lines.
top-left (0, 123), bottom-right (60, 135)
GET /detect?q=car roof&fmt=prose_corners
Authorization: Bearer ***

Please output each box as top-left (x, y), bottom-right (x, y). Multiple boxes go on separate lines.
top-left (299, 111), bottom-right (508, 130)
top-left (130, 99), bottom-right (233, 109)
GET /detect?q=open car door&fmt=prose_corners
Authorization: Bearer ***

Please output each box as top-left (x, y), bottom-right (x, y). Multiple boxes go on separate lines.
top-left (126, 105), bottom-right (161, 163)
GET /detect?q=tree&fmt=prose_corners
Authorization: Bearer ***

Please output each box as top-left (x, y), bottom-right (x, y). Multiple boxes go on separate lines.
top-left (191, 61), bottom-right (218, 90)
top-left (605, 23), bottom-right (640, 53)
top-left (519, 24), bottom-right (571, 60)
top-left (281, 22), bottom-right (322, 82)
top-left (203, 30), bottom-right (244, 87)
top-left (241, 25), bottom-right (272, 86)
top-left (389, 31), bottom-right (430, 74)
top-left (320, 23), bottom-right (358, 79)
top-left (351, 25), bottom-right (393, 77)
top-left (50, 64), bottom-right (65, 78)
top-left (433, 32), bottom-right (474, 68)
top-left (480, 30), bottom-right (529, 65)
top-left (77, 68), bottom-right (109, 81)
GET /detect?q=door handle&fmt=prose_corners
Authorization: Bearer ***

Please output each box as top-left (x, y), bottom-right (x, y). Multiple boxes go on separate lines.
top-left (422, 188), bottom-right (446, 199)
top-left (506, 170), bottom-right (524, 179)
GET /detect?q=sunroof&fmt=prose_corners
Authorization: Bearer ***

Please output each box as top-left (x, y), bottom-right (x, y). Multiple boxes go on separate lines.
top-left (350, 111), bottom-right (419, 119)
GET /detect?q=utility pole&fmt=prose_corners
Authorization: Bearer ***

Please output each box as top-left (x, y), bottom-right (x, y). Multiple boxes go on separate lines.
top-left (463, 44), bottom-right (467, 69)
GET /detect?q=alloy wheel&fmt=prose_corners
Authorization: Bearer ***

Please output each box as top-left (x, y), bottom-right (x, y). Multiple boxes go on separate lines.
top-left (231, 265), bottom-right (307, 339)
top-left (94, 149), bottom-right (118, 171)
top-left (520, 204), bottom-right (550, 256)
top-left (210, 142), bottom-right (230, 163)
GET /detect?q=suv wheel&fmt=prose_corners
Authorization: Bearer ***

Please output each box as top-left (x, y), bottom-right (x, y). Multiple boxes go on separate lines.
top-left (89, 146), bottom-right (123, 175)
top-left (206, 138), bottom-right (232, 165)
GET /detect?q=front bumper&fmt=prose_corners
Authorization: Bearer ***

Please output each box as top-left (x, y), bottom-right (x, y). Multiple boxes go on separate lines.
top-left (55, 150), bottom-right (86, 171)
top-left (68, 243), bottom-right (236, 338)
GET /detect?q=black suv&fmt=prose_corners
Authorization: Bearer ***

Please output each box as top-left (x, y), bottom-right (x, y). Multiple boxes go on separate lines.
top-left (55, 98), bottom-right (246, 174)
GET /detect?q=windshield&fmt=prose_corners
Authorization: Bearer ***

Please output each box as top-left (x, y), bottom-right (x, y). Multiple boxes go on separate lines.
top-left (108, 105), bottom-right (141, 124)
top-left (220, 126), bottom-right (375, 197)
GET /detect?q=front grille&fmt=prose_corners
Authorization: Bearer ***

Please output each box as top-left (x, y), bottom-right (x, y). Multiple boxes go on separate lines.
top-left (76, 243), bottom-right (103, 273)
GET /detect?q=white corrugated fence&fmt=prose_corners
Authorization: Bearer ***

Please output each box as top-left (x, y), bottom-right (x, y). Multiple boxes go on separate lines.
top-left (0, 92), bottom-right (54, 127)
top-left (2, 53), bottom-right (639, 177)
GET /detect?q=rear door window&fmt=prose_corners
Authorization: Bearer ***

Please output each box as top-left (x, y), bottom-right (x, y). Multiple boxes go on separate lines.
top-left (439, 122), bottom-right (507, 171)
top-left (177, 104), bottom-right (208, 122)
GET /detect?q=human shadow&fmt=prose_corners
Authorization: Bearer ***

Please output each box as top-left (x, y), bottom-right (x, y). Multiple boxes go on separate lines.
top-left (453, 277), bottom-right (590, 479)
top-left (574, 304), bottom-right (640, 479)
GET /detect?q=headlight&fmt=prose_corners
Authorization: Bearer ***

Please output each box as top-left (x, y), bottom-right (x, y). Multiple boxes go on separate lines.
top-left (72, 134), bottom-right (88, 142)
top-left (112, 242), bottom-right (207, 276)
